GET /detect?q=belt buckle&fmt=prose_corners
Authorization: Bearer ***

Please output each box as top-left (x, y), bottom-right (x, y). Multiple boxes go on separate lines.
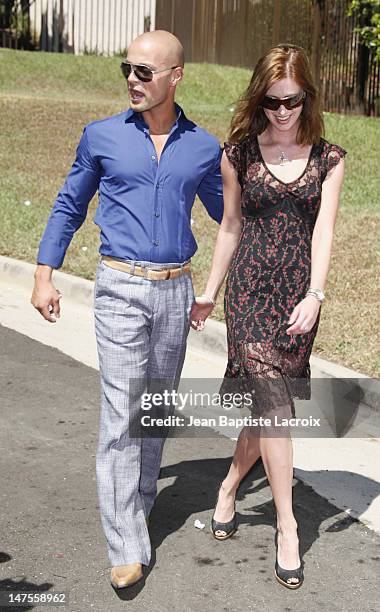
top-left (164, 269), bottom-right (171, 280)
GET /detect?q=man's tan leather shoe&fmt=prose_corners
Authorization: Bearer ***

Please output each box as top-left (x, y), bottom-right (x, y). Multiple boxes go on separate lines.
top-left (110, 563), bottom-right (143, 589)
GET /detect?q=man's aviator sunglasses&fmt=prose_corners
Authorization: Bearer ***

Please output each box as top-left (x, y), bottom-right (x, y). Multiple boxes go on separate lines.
top-left (120, 61), bottom-right (177, 83)
top-left (261, 90), bottom-right (306, 111)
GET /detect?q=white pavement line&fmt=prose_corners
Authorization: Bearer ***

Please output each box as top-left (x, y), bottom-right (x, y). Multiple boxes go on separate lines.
top-left (1, 279), bottom-right (379, 533)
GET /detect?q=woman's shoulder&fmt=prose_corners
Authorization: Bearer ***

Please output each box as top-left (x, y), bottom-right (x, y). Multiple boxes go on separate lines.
top-left (223, 134), bottom-right (256, 186)
top-left (317, 137), bottom-right (347, 159)
top-left (224, 133), bottom-right (258, 163)
top-left (223, 133), bottom-right (251, 153)
top-left (223, 134), bottom-right (248, 169)
top-left (316, 137), bottom-right (347, 180)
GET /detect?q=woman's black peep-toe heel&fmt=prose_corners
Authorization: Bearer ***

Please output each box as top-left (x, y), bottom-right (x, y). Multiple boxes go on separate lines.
top-left (274, 529), bottom-right (304, 589)
top-left (211, 484), bottom-right (238, 541)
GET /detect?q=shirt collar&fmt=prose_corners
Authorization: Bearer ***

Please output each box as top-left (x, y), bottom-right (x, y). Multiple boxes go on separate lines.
top-left (124, 102), bottom-right (185, 127)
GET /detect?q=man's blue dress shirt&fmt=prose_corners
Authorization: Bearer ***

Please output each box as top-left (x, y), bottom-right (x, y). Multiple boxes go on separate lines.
top-left (37, 103), bottom-right (223, 268)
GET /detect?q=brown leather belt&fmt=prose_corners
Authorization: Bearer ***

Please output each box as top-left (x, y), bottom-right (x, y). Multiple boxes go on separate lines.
top-left (102, 256), bottom-right (191, 280)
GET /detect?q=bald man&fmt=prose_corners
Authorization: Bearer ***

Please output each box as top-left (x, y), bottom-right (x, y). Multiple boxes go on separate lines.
top-left (31, 30), bottom-right (223, 588)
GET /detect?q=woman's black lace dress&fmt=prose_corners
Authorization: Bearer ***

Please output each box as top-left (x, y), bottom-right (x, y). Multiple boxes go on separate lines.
top-left (222, 134), bottom-right (346, 416)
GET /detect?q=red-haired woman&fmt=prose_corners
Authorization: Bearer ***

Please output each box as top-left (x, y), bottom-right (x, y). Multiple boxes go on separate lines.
top-left (190, 44), bottom-right (346, 589)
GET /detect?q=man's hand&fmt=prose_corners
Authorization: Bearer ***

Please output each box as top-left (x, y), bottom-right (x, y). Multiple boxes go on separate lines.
top-left (31, 265), bottom-right (62, 323)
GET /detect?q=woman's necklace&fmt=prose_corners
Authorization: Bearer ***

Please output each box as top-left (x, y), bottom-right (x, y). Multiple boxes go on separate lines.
top-left (276, 144), bottom-right (291, 165)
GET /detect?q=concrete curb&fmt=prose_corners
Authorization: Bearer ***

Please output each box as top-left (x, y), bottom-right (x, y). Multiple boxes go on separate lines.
top-left (1, 255), bottom-right (378, 411)
top-left (0, 255), bottom-right (95, 305)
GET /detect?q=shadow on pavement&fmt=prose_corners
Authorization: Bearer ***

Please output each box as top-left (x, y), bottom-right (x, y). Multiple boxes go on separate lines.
top-left (111, 455), bottom-right (379, 600)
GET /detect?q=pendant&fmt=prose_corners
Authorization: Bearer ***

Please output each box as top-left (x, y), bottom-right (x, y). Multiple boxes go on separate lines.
top-left (279, 150), bottom-right (289, 165)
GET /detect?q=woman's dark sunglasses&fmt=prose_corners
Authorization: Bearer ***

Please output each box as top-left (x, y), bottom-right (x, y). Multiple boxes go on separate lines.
top-left (120, 61), bottom-right (177, 83)
top-left (261, 90), bottom-right (306, 111)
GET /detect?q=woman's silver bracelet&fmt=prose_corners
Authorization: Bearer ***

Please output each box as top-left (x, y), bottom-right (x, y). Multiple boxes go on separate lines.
top-left (306, 288), bottom-right (325, 302)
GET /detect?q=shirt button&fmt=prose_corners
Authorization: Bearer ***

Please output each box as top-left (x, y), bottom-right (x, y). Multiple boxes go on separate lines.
top-left (153, 240), bottom-right (159, 246)
top-left (155, 212), bottom-right (160, 217)
top-left (151, 155), bottom-right (156, 161)
top-left (156, 183), bottom-right (160, 189)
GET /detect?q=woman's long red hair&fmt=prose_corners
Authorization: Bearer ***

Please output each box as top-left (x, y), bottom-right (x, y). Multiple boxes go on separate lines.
top-left (228, 44), bottom-right (324, 145)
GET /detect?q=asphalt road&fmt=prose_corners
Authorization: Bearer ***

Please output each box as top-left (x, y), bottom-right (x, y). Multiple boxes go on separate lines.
top-left (0, 324), bottom-right (379, 612)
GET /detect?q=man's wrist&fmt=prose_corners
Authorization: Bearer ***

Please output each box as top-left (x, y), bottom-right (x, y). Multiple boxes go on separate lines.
top-left (34, 264), bottom-right (54, 281)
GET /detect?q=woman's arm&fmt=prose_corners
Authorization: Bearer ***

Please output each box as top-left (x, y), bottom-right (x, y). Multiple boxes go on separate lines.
top-left (309, 157), bottom-right (346, 291)
top-left (286, 157), bottom-right (345, 335)
top-left (190, 150), bottom-right (243, 331)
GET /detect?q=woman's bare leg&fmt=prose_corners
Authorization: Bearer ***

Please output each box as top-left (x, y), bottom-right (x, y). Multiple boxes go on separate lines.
top-left (213, 427), bottom-right (261, 525)
top-left (259, 425), bottom-right (300, 570)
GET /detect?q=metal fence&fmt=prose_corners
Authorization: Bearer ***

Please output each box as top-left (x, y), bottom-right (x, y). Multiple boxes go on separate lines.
top-left (155, 0), bottom-right (380, 116)
top-left (318, 1), bottom-right (380, 116)
top-left (0, 0), bottom-right (156, 54)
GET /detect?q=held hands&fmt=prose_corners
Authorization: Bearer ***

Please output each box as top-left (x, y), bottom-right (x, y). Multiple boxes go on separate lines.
top-left (190, 295), bottom-right (215, 331)
top-left (31, 280), bottom-right (63, 323)
top-left (286, 295), bottom-right (321, 335)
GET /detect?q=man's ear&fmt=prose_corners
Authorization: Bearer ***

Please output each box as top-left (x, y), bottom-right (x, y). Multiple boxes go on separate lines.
top-left (171, 67), bottom-right (183, 86)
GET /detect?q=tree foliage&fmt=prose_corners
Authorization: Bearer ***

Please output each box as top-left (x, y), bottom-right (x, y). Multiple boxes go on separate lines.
top-left (348, 0), bottom-right (380, 60)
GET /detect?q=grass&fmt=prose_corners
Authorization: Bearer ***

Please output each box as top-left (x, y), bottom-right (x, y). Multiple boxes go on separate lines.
top-left (1, 48), bottom-right (379, 376)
